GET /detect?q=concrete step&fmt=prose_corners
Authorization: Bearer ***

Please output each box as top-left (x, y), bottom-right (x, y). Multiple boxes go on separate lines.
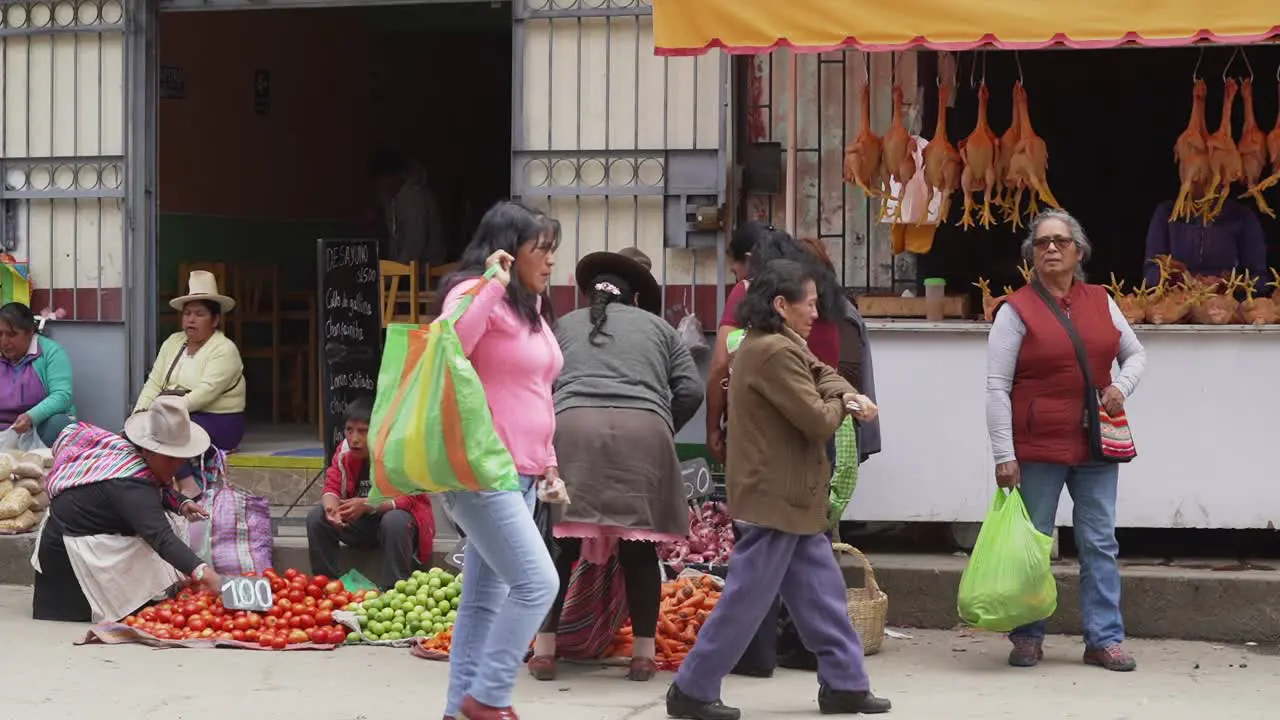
top-left (2, 532), bottom-right (1276, 643)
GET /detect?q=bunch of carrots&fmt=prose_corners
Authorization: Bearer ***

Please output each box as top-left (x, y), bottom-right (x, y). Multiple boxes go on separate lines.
top-left (604, 574), bottom-right (722, 669)
top-left (420, 627), bottom-right (452, 654)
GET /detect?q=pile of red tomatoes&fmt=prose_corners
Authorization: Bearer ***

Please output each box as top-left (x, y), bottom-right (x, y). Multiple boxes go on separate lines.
top-left (121, 568), bottom-right (371, 649)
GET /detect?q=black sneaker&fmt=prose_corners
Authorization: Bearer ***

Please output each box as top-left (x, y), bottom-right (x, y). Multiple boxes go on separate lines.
top-left (729, 663), bottom-right (774, 678)
top-left (666, 683), bottom-right (742, 720)
top-left (817, 685), bottom-right (892, 715)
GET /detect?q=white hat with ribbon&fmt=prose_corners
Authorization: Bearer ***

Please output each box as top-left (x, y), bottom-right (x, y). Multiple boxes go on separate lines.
top-left (170, 270), bottom-right (236, 313)
top-left (124, 395), bottom-right (211, 459)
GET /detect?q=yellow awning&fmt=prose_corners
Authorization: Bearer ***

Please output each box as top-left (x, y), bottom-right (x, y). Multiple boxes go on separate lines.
top-left (652, 0), bottom-right (1280, 55)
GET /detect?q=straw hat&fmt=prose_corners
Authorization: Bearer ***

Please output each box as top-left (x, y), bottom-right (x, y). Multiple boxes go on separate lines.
top-left (170, 270), bottom-right (236, 313)
top-left (575, 247), bottom-right (662, 314)
top-left (124, 395), bottom-right (211, 459)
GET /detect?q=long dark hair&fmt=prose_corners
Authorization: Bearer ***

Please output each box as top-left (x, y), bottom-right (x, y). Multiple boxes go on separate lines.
top-left (438, 201), bottom-right (560, 332)
top-left (585, 273), bottom-right (636, 346)
top-left (731, 220), bottom-right (776, 263)
top-left (748, 231), bottom-right (841, 320)
top-left (0, 302), bottom-right (37, 334)
top-left (735, 259), bottom-right (816, 333)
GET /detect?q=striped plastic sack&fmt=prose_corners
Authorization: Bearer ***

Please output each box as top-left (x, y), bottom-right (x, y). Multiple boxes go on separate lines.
top-left (207, 482), bottom-right (273, 576)
top-left (370, 267), bottom-right (519, 500)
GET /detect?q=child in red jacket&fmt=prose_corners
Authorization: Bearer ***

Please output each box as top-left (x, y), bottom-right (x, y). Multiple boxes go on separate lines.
top-left (306, 397), bottom-right (435, 588)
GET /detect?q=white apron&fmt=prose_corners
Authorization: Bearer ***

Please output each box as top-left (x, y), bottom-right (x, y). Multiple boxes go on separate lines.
top-left (31, 512), bottom-right (191, 623)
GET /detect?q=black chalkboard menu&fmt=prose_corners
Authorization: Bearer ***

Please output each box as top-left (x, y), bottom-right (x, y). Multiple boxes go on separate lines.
top-left (317, 238), bottom-right (383, 459)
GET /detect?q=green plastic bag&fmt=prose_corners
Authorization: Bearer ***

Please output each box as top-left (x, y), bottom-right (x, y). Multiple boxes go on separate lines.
top-left (828, 417), bottom-right (858, 529)
top-left (369, 267), bottom-right (520, 501)
top-left (956, 489), bottom-right (1057, 632)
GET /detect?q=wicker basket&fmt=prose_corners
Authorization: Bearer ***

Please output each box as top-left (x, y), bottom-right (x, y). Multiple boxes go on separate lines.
top-left (833, 542), bottom-right (888, 656)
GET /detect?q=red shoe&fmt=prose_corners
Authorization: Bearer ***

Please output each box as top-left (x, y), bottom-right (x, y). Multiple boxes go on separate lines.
top-left (459, 695), bottom-right (519, 720)
top-left (527, 654), bottom-right (557, 681)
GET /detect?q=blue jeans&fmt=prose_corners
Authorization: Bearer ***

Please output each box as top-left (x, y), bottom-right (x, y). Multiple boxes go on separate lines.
top-left (438, 475), bottom-right (557, 713)
top-left (1010, 461), bottom-right (1123, 649)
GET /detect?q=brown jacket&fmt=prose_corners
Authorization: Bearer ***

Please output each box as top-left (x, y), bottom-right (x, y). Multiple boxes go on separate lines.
top-left (725, 327), bottom-right (854, 535)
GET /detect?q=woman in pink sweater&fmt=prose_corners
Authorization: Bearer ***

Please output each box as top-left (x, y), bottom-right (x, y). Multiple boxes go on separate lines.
top-left (436, 201), bottom-right (563, 720)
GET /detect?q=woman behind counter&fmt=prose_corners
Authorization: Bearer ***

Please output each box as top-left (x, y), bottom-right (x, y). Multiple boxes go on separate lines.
top-left (0, 302), bottom-right (75, 446)
top-left (987, 209), bottom-right (1147, 672)
top-left (1144, 197), bottom-right (1267, 287)
top-left (530, 246), bottom-right (703, 683)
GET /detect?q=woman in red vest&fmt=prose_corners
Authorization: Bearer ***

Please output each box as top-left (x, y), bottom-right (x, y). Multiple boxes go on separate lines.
top-left (986, 209), bottom-right (1147, 672)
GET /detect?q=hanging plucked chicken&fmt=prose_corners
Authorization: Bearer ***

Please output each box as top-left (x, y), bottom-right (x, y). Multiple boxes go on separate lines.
top-left (843, 83), bottom-right (886, 199)
top-left (958, 83), bottom-right (998, 229)
top-left (1236, 78), bottom-right (1271, 217)
top-left (1004, 83), bottom-right (1061, 225)
top-left (880, 85), bottom-right (917, 221)
top-left (921, 81), bottom-right (963, 224)
top-left (1201, 78), bottom-right (1244, 222)
top-left (1242, 78), bottom-right (1280, 212)
top-left (993, 81), bottom-right (1024, 223)
top-left (1171, 79), bottom-right (1211, 222)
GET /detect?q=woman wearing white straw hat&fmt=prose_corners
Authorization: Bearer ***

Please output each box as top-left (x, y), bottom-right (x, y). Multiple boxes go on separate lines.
top-left (135, 270), bottom-right (246, 493)
top-left (31, 395), bottom-right (224, 622)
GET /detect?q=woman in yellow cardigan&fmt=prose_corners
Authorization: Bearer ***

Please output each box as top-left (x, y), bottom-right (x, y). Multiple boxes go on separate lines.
top-left (135, 271), bottom-right (246, 474)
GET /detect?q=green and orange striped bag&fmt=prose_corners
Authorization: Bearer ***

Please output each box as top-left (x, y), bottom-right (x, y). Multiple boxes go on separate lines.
top-left (369, 268), bottom-right (520, 500)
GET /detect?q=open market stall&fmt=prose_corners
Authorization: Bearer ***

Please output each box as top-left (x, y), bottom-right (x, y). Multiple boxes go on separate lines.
top-left (653, 1), bottom-right (1280, 533)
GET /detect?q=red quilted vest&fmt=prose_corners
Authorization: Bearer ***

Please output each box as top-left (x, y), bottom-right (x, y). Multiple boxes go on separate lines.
top-left (1005, 282), bottom-right (1119, 466)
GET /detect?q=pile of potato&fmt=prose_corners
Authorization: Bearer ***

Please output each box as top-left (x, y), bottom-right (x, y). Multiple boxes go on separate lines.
top-left (0, 451), bottom-right (51, 533)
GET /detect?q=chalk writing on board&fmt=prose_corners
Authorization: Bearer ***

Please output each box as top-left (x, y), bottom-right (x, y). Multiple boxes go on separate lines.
top-left (325, 243), bottom-right (371, 270)
top-left (317, 238), bottom-right (382, 459)
top-left (325, 289), bottom-right (375, 317)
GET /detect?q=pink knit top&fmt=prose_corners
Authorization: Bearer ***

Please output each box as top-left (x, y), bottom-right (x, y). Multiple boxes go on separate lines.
top-left (443, 279), bottom-right (563, 475)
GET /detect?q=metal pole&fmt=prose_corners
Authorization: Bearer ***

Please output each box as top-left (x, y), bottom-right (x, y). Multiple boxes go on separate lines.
top-left (785, 50), bottom-right (798, 236)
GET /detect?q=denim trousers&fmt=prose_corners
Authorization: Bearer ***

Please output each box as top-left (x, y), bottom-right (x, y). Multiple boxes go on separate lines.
top-left (439, 475), bottom-right (557, 713)
top-left (1009, 461), bottom-right (1124, 649)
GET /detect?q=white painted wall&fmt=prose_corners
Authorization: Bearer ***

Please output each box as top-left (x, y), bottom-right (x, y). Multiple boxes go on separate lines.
top-left (2, 5), bottom-right (126, 296)
top-left (848, 324), bottom-right (1280, 529)
top-left (520, 13), bottom-right (722, 287)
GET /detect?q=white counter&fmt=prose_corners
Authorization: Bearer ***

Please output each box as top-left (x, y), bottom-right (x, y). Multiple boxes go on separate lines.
top-left (849, 321), bottom-right (1280, 529)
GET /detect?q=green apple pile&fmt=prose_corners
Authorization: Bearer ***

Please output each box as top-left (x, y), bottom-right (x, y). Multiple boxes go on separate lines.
top-left (343, 567), bottom-right (462, 643)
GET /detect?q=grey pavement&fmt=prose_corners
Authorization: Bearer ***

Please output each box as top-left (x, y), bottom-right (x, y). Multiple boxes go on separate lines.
top-left (2, 584), bottom-right (1276, 719)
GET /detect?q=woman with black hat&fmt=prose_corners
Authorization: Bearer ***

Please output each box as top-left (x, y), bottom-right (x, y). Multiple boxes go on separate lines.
top-left (528, 246), bottom-right (704, 683)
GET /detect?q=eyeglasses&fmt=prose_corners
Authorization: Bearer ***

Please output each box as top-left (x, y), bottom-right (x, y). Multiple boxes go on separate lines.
top-left (1033, 235), bottom-right (1074, 251)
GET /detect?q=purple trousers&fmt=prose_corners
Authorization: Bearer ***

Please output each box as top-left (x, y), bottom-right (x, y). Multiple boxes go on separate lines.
top-left (176, 411), bottom-right (246, 481)
top-left (674, 523), bottom-right (871, 701)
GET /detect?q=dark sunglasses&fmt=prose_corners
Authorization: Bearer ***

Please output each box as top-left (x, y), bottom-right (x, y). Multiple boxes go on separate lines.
top-left (1033, 235), bottom-right (1074, 250)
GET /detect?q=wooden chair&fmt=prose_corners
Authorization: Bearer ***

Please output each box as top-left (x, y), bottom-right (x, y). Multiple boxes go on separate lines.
top-left (421, 261), bottom-right (459, 319)
top-left (380, 260), bottom-right (420, 326)
top-left (231, 265), bottom-right (282, 423)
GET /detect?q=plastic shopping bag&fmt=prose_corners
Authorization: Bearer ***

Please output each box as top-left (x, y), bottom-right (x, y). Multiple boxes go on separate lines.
top-left (369, 266), bottom-right (520, 500)
top-left (956, 489), bottom-right (1057, 632)
top-left (0, 428), bottom-right (46, 454)
top-left (828, 417), bottom-right (858, 528)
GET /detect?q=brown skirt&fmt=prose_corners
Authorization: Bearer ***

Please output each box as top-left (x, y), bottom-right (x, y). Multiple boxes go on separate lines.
top-left (553, 407), bottom-right (688, 537)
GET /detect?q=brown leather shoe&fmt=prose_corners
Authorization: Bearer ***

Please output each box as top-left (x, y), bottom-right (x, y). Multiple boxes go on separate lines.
top-left (628, 656), bottom-right (658, 681)
top-left (459, 696), bottom-right (518, 720)
top-left (1083, 644), bottom-right (1137, 672)
top-left (1008, 638), bottom-right (1044, 667)
top-left (527, 654), bottom-right (557, 681)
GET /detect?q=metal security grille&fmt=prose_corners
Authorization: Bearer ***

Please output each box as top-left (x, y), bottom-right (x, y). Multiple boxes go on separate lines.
top-left (742, 50), bottom-right (918, 293)
top-left (0, 0), bottom-right (131, 321)
top-left (511, 0), bottom-right (727, 320)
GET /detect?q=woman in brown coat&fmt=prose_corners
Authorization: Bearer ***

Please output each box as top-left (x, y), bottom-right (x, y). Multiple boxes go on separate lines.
top-left (665, 259), bottom-right (890, 720)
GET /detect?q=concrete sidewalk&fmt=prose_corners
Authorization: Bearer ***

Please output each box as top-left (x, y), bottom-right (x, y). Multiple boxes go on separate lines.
top-left (2, 585), bottom-right (1276, 720)
top-left (6, 532), bottom-right (1279, 642)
